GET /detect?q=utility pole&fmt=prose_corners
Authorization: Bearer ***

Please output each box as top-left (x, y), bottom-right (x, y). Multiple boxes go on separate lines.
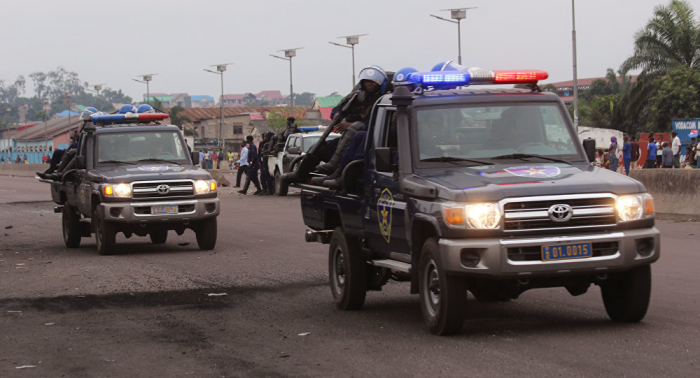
top-left (133, 74), bottom-right (157, 104)
top-left (572, 0), bottom-right (579, 127)
top-left (431, 8), bottom-right (477, 65)
top-left (42, 98), bottom-right (50, 156)
top-left (329, 35), bottom-right (368, 88)
top-left (205, 63), bottom-right (233, 152)
top-left (271, 48), bottom-right (303, 118)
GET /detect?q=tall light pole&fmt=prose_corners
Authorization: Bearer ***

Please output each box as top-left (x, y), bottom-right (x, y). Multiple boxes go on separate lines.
top-left (329, 35), bottom-right (368, 88)
top-left (271, 48), bottom-right (303, 118)
top-left (205, 63), bottom-right (233, 152)
top-left (66, 92), bottom-right (72, 136)
top-left (572, 0), bottom-right (579, 127)
top-left (430, 7), bottom-right (476, 65)
top-left (42, 98), bottom-right (50, 154)
top-left (133, 73), bottom-right (157, 104)
top-left (87, 83), bottom-right (106, 110)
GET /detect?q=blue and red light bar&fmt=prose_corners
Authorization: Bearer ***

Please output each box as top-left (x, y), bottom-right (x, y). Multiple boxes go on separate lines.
top-left (407, 69), bottom-right (548, 89)
top-left (91, 113), bottom-right (169, 124)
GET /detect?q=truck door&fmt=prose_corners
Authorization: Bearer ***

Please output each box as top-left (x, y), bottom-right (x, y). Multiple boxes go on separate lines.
top-left (365, 108), bottom-right (410, 258)
top-left (282, 136), bottom-right (299, 173)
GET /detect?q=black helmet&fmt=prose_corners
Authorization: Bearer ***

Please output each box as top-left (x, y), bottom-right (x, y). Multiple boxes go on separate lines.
top-left (287, 117), bottom-right (295, 122)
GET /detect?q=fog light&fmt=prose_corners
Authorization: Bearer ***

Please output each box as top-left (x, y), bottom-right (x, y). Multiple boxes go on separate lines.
top-left (636, 237), bottom-right (654, 257)
top-left (461, 248), bottom-right (482, 268)
top-left (205, 203), bottom-right (216, 213)
top-left (109, 207), bottom-right (123, 218)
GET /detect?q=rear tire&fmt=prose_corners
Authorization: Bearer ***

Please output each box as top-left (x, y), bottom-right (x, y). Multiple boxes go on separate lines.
top-left (195, 217), bottom-right (217, 250)
top-left (419, 238), bottom-right (466, 335)
top-left (149, 230), bottom-right (168, 244)
top-left (328, 227), bottom-right (366, 310)
top-left (601, 265), bottom-right (652, 322)
top-left (93, 208), bottom-right (116, 256)
top-left (62, 205), bottom-right (82, 248)
top-left (275, 170), bottom-right (288, 196)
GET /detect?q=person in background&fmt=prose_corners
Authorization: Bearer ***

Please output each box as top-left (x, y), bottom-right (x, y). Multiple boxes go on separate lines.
top-left (211, 150), bottom-right (218, 170)
top-left (258, 133), bottom-right (273, 195)
top-left (688, 137), bottom-right (697, 168)
top-left (645, 135), bottom-right (657, 168)
top-left (235, 140), bottom-right (248, 188)
top-left (228, 150), bottom-right (235, 169)
top-left (655, 135), bottom-right (663, 168)
top-left (217, 149), bottom-right (224, 170)
top-left (661, 142), bottom-right (673, 168)
top-left (238, 135), bottom-right (262, 195)
top-left (671, 131), bottom-right (681, 168)
top-left (630, 135), bottom-right (640, 170)
top-left (622, 135), bottom-right (631, 175)
top-left (198, 150), bottom-right (205, 168)
top-left (608, 136), bottom-right (619, 173)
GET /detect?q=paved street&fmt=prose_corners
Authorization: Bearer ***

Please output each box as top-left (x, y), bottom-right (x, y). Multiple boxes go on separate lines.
top-left (0, 175), bottom-right (698, 377)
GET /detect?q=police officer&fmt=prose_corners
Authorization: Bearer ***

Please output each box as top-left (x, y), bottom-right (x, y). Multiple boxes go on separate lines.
top-left (238, 135), bottom-right (263, 195)
top-left (258, 132), bottom-right (274, 195)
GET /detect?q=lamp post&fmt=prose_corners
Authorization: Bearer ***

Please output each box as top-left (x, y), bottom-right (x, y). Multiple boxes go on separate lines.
top-left (271, 48), bottom-right (303, 118)
top-left (87, 83), bottom-right (106, 110)
top-left (329, 35), bottom-right (368, 88)
top-left (205, 63), bottom-right (233, 152)
top-left (42, 98), bottom-right (50, 155)
top-left (133, 73), bottom-right (157, 104)
top-left (430, 7), bottom-right (476, 65)
top-left (571, 0), bottom-right (579, 127)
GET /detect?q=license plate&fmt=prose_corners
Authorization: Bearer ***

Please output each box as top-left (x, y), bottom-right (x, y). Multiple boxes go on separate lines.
top-left (541, 242), bottom-right (592, 261)
top-left (151, 205), bottom-right (178, 215)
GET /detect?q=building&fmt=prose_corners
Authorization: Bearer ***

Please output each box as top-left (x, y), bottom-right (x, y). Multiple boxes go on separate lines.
top-left (220, 90), bottom-right (287, 107)
top-left (191, 95), bottom-right (215, 108)
top-left (0, 116), bottom-right (81, 164)
top-left (310, 95), bottom-right (343, 122)
top-left (544, 76), bottom-right (638, 105)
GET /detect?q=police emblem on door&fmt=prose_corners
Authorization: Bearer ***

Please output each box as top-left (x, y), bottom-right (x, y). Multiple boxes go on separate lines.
top-left (377, 188), bottom-right (394, 243)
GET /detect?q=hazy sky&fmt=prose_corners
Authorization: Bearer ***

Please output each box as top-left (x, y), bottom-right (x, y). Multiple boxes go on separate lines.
top-left (1, 0), bottom-right (676, 102)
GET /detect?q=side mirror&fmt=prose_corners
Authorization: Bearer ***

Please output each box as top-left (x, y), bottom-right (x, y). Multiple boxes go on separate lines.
top-left (287, 146), bottom-right (301, 155)
top-left (376, 147), bottom-right (392, 172)
top-left (191, 151), bottom-right (200, 165)
top-left (582, 138), bottom-right (596, 163)
top-left (76, 156), bottom-right (86, 170)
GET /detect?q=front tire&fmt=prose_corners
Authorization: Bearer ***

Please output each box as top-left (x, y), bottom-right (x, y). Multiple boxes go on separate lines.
top-left (419, 238), bottom-right (467, 335)
top-left (328, 227), bottom-right (366, 310)
top-left (195, 217), bottom-right (217, 250)
top-left (149, 230), bottom-right (168, 244)
top-left (274, 170), bottom-right (288, 196)
top-left (601, 265), bottom-right (652, 322)
top-left (93, 208), bottom-right (116, 255)
top-left (62, 205), bottom-right (82, 248)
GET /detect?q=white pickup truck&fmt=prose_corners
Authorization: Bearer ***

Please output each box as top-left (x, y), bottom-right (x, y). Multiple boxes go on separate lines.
top-left (267, 128), bottom-right (340, 196)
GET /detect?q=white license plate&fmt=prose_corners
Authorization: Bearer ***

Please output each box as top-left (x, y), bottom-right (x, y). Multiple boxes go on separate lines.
top-left (151, 206), bottom-right (178, 215)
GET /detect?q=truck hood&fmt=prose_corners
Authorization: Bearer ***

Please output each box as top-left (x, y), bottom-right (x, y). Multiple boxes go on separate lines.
top-left (94, 164), bottom-right (212, 182)
top-left (416, 164), bottom-right (646, 202)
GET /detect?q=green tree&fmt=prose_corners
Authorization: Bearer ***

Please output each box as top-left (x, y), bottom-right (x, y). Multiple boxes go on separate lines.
top-left (168, 105), bottom-right (191, 129)
top-left (646, 66), bottom-right (700, 131)
top-left (293, 92), bottom-right (316, 106)
top-left (102, 88), bottom-right (132, 105)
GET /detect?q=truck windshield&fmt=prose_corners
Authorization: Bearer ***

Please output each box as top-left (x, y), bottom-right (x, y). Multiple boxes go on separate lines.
top-left (415, 104), bottom-right (584, 165)
top-left (96, 131), bottom-right (188, 165)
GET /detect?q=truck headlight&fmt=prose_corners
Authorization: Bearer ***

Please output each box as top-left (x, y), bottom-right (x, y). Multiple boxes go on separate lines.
top-left (442, 203), bottom-right (502, 229)
top-left (194, 180), bottom-right (216, 195)
top-left (103, 183), bottom-right (131, 198)
top-left (616, 195), bottom-right (650, 222)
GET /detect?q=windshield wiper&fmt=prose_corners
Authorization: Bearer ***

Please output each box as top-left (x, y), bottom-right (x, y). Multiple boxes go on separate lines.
top-left (421, 157), bottom-right (494, 165)
top-left (136, 158), bottom-right (180, 165)
top-left (491, 153), bottom-right (571, 165)
top-left (98, 160), bottom-right (136, 165)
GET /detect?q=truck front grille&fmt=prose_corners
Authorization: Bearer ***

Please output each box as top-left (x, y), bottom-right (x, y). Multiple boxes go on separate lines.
top-left (507, 241), bottom-right (619, 262)
top-left (132, 180), bottom-right (194, 199)
top-left (503, 195), bottom-right (617, 232)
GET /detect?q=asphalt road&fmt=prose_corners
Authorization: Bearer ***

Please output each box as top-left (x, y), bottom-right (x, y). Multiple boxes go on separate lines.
top-left (0, 175), bottom-right (698, 377)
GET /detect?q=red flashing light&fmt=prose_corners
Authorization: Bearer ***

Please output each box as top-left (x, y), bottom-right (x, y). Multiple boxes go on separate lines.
top-left (492, 70), bottom-right (549, 84)
top-left (137, 113), bottom-right (169, 121)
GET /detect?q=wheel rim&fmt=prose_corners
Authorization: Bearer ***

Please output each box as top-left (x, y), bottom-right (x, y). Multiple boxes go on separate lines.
top-left (331, 246), bottom-right (346, 295)
top-left (423, 258), bottom-right (440, 316)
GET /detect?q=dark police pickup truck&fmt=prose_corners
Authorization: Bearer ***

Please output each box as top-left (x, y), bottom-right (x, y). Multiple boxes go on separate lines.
top-left (298, 66), bottom-right (660, 335)
top-left (48, 112), bottom-right (219, 255)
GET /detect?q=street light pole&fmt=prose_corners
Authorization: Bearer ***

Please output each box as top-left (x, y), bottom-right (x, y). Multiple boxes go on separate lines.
top-left (134, 74), bottom-right (157, 104)
top-left (330, 35), bottom-right (368, 88)
top-left (271, 48), bottom-right (303, 118)
top-left (572, 0), bottom-right (579, 127)
top-left (205, 63), bottom-right (233, 153)
top-left (42, 98), bottom-right (50, 155)
top-left (88, 83), bottom-right (106, 110)
top-left (431, 8), bottom-right (476, 65)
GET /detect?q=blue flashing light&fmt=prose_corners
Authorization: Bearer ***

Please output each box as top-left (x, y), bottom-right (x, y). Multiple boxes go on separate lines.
top-left (298, 126), bottom-right (320, 132)
top-left (408, 71), bottom-right (471, 87)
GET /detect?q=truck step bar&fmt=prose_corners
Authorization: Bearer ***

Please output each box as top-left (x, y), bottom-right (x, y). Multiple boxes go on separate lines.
top-left (370, 259), bottom-right (411, 273)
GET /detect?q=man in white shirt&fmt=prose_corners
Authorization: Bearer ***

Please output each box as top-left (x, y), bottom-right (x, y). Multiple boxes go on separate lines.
top-left (671, 131), bottom-right (681, 168)
top-left (198, 151), bottom-right (205, 168)
top-left (235, 141), bottom-right (248, 187)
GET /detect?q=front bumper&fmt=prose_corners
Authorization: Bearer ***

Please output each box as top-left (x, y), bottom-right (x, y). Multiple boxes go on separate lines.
top-left (438, 227), bottom-right (660, 278)
top-left (99, 198), bottom-right (220, 223)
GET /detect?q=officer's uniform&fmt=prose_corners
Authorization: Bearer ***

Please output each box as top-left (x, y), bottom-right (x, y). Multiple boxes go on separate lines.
top-left (241, 141), bottom-right (262, 194)
top-left (258, 137), bottom-right (272, 194)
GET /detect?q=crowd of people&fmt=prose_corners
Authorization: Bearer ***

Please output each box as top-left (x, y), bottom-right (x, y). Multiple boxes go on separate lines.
top-left (1, 153), bottom-right (34, 164)
top-left (594, 131), bottom-right (699, 174)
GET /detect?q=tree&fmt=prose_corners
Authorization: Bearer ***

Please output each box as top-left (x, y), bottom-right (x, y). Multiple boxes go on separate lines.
top-left (0, 76), bottom-right (26, 103)
top-left (646, 66), bottom-right (700, 131)
top-left (294, 92), bottom-right (316, 106)
top-left (168, 105), bottom-right (191, 129)
top-left (102, 88), bottom-right (132, 105)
